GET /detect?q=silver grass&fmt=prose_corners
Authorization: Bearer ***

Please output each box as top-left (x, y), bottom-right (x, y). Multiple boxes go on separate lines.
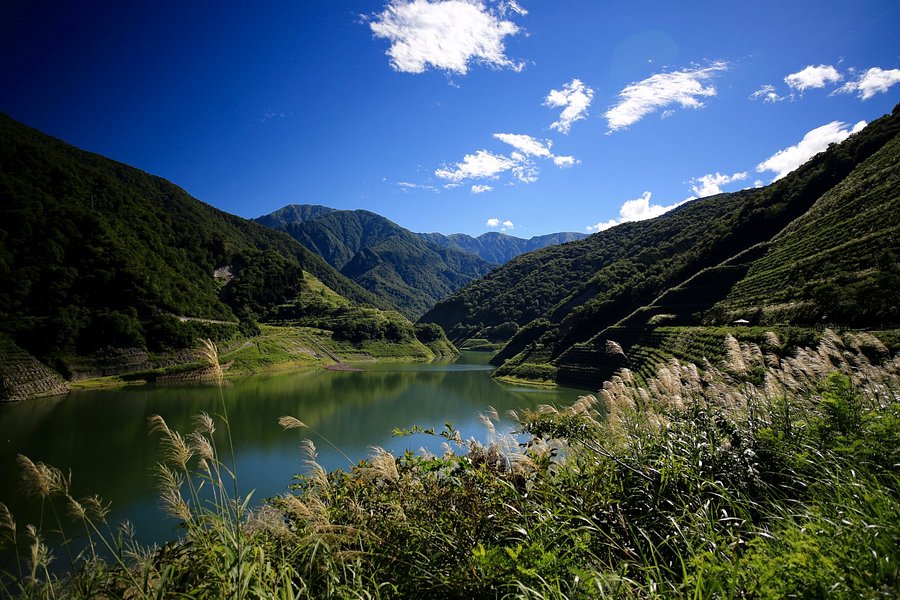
top-left (188, 431), bottom-right (215, 461)
top-left (83, 495), bottom-right (110, 520)
top-left (0, 502), bottom-right (15, 538)
top-left (26, 524), bottom-right (50, 582)
top-left (193, 411), bottom-right (216, 435)
top-left (367, 446), bottom-right (399, 482)
top-left (198, 338), bottom-right (223, 381)
top-left (478, 411), bottom-right (496, 436)
top-left (17, 455), bottom-right (68, 498)
top-left (279, 415), bottom-right (307, 430)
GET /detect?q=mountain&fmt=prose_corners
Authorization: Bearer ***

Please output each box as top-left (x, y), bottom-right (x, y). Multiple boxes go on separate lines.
top-left (421, 105), bottom-right (900, 388)
top-left (255, 205), bottom-right (588, 318)
top-left (253, 204), bottom-right (336, 229)
top-left (254, 207), bottom-right (496, 319)
top-left (419, 230), bottom-right (588, 264)
top-left (708, 132), bottom-right (900, 325)
top-left (0, 113), bottom-right (383, 363)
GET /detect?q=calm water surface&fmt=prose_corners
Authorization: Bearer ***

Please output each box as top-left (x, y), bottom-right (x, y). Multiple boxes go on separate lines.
top-left (0, 352), bottom-right (587, 549)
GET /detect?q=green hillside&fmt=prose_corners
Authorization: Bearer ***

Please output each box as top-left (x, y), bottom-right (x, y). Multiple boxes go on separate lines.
top-left (709, 134), bottom-right (900, 325)
top-left (0, 114), bottom-right (382, 363)
top-left (423, 105), bottom-right (900, 388)
top-left (271, 209), bottom-right (405, 269)
top-left (421, 186), bottom-right (767, 345)
top-left (256, 206), bottom-right (495, 319)
top-left (253, 204), bottom-right (336, 229)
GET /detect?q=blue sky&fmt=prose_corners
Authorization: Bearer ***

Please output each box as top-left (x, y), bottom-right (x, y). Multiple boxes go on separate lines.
top-left (1, 1), bottom-right (898, 237)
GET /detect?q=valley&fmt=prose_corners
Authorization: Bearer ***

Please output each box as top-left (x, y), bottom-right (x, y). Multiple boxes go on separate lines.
top-left (3, 1), bottom-right (899, 596)
top-left (1, 103), bottom-right (898, 598)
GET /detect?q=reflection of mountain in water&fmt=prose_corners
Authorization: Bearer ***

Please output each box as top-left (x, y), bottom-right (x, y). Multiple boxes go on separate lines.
top-left (0, 355), bottom-right (586, 549)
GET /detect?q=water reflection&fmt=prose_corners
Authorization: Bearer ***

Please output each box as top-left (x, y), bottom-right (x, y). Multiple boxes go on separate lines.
top-left (0, 352), bottom-right (586, 548)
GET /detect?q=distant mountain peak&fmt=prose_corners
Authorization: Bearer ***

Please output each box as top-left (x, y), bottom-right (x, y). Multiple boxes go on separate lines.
top-left (422, 230), bottom-right (588, 264)
top-left (253, 204), bottom-right (336, 229)
top-left (254, 205), bottom-right (495, 318)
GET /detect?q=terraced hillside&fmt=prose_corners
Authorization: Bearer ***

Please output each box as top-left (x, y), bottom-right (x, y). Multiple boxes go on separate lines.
top-left (426, 105), bottom-right (900, 389)
top-left (709, 134), bottom-right (900, 326)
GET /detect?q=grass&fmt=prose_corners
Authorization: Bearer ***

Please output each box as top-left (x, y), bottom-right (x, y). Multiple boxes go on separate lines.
top-left (2, 330), bottom-right (898, 598)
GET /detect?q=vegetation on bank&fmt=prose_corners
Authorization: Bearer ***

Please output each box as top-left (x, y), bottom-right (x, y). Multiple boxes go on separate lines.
top-left (3, 267), bottom-right (456, 397)
top-left (62, 319), bottom-right (457, 391)
top-left (2, 332), bottom-right (898, 598)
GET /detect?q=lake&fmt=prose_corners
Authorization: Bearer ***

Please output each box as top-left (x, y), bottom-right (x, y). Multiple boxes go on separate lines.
top-left (0, 352), bottom-right (588, 551)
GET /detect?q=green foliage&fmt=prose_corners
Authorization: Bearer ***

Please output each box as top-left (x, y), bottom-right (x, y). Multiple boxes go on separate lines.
top-left (712, 132), bottom-right (900, 327)
top-left (256, 206), bottom-right (495, 319)
top-left (220, 249), bottom-right (304, 318)
top-left (481, 320), bottom-right (519, 342)
top-left (494, 361), bottom-right (558, 384)
top-left (0, 114), bottom-right (379, 362)
top-left (3, 337), bottom-right (899, 598)
top-left (412, 322), bottom-right (444, 343)
top-left (423, 105), bottom-right (900, 387)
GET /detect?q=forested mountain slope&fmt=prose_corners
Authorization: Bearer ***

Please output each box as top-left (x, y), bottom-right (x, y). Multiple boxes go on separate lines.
top-left (422, 105), bottom-right (900, 388)
top-left (253, 204), bottom-right (335, 229)
top-left (0, 113), bottom-right (380, 362)
top-left (255, 207), bottom-right (495, 318)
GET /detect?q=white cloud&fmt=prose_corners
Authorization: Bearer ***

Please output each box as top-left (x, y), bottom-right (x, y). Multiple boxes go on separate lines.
top-left (471, 184), bottom-right (493, 193)
top-left (586, 191), bottom-right (688, 232)
top-left (837, 67), bottom-right (900, 100)
top-left (369, 0), bottom-right (523, 75)
top-left (689, 171), bottom-right (748, 197)
top-left (397, 181), bottom-right (437, 191)
top-left (553, 155), bottom-right (578, 167)
top-left (585, 219), bottom-right (619, 233)
top-left (438, 132), bottom-right (579, 185)
top-left (493, 133), bottom-right (553, 157)
top-left (619, 191), bottom-right (687, 221)
top-left (784, 64), bottom-right (842, 93)
top-left (604, 61), bottom-right (728, 132)
top-left (750, 84), bottom-right (784, 103)
top-left (498, 1), bottom-right (527, 16)
top-left (756, 120), bottom-right (866, 181)
top-left (544, 78), bottom-right (594, 134)
top-left (486, 217), bottom-right (514, 230)
top-left (511, 162), bottom-right (538, 183)
top-left (435, 149), bottom-right (516, 182)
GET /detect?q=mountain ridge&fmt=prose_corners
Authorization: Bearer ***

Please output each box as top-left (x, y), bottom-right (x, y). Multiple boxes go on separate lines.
top-left (422, 105), bottom-right (900, 388)
top-left (254, 204), bottom-right (589, 318)
top-left (254, 208), bottom-right (496, 318)
top-left (0, 112), bottom-right (388, 366)
top-left (418, 230), bottom-right (588, 264)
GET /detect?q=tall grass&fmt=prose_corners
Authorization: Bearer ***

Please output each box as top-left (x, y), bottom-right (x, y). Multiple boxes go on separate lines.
top-left (1, 330), bottom-right (898, 598)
